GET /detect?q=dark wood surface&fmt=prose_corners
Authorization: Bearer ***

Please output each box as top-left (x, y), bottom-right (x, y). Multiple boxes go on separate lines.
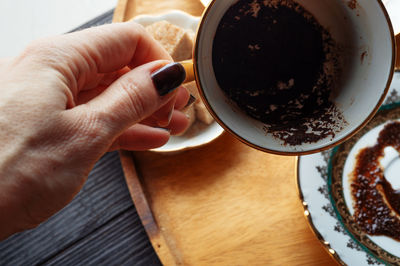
top-left (0, 12), bottom-right (160, 266)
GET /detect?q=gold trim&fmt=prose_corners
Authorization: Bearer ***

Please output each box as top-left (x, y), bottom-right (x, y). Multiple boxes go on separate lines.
top-left (193, 0), bottom-right (396, 156)
top-left (295, 157), bottom-right (347, 265)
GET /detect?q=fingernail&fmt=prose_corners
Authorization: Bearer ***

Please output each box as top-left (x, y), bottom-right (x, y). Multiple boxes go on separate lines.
top-left (157, 109), bottom-right (174, 127)
top-left (151, 63), bottom-right (186, 96)
top-left (183, 94), bottom-right (197, 109)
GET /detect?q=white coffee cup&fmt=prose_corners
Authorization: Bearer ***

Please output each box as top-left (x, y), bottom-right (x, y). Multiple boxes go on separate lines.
top-left (182, 0), bottom-right (399, 155)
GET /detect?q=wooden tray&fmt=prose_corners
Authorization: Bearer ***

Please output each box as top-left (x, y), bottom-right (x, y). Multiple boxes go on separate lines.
top-left (114, 0), bottom-right (337, 265)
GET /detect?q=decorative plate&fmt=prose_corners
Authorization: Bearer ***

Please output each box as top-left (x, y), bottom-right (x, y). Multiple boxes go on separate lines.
top-left (298, 0), bottom-right (400, 263)
top-left (133, 10), bottom-right (224, 153)
top-left (298, 72), bottom-right (400, 266)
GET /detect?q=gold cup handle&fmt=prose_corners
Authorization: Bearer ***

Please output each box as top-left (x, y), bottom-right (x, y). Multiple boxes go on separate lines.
top-left (180, 59), bottom-right (195, 83)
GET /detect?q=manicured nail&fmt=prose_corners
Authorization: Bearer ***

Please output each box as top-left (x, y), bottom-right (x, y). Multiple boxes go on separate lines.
top-left (151, 63), bottom-right (186, 96)
top-left (183, 94), bottom-right (197, 109)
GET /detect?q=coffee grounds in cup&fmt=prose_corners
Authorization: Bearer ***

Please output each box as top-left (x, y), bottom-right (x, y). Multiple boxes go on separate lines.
top-left (212, 0), bottom-right (347, 146)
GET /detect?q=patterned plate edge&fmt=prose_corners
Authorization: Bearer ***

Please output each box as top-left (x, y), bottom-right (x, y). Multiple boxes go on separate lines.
top-left (296, 156), bottom-right (346, 265)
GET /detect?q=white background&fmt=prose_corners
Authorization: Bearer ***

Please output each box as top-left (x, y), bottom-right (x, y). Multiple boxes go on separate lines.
top-left (0, 0), bottom-right (118, 57)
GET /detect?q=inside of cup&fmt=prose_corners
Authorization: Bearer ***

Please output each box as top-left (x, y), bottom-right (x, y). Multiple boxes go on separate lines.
top-left (195, 0), bottom-right (394, 154)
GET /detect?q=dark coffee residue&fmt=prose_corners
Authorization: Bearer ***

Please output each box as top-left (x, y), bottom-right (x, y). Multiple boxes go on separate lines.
top-left (212, 0), bottom-right (346, 145)
top-left (351, 121), bottom-right (400, 240)
top-left (360, 51), bottom-right (367, 64)
top-left (347, 0), bottom-right (357, 10)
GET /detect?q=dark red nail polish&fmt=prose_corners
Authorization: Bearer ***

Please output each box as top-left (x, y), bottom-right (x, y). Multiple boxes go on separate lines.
top-left (151, 63), bottom-right (186, 96)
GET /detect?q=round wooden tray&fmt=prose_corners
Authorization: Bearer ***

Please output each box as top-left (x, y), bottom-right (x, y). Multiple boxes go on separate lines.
top-left (115, 0), bottom-right (339, 265)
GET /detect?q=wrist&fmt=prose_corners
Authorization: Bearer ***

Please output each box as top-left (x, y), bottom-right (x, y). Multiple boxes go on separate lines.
top-left (0, 192), bottom-right (33, 240)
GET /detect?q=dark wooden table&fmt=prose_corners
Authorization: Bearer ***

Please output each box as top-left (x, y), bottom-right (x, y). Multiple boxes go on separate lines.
top-left (0, 11), bottom-right (160, 266)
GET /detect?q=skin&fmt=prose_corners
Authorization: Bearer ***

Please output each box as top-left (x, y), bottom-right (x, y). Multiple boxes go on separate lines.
top-left (0, 21), bottom-right (190, 240)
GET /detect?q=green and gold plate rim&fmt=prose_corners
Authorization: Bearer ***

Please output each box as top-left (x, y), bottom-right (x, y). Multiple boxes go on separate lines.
top-left (328, 103), bottom-right (400, 265)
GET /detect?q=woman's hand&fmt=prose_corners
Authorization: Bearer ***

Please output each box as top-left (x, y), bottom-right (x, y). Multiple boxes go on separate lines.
top-left (0, 21), bottom-right (190, 240)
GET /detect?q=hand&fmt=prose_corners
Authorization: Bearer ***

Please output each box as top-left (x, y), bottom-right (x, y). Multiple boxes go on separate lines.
top-left (0, 21), bottom-right (190, 239)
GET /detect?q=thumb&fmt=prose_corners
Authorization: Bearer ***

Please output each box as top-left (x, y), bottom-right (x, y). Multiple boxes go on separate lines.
top-left (67, 61), bottom-right (186, 140)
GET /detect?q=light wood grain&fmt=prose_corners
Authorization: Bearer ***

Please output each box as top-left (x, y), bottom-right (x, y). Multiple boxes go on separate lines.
top-left (129, 133), bottom-right (337, 265)
top-left (116, 0), bottom-right (339, 265)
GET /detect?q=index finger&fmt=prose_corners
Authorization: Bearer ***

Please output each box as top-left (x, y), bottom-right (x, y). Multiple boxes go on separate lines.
top-left (65, 20), bottom-right (172, 73)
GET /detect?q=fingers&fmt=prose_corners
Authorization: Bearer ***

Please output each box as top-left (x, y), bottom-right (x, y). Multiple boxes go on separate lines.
top-left (152, 97), bottom-right (176, 127)
top-left (173, 86), bottom-right (191, 110)
top-left (109, 124), bottom-right (170, 151)
top-left (141, 109), bottom-right (190, 134)
top-left (77, 84), bottom-right (190, 128)
top-left (26, 21), bottom-right (192, 150)
top-left (109, 109), bottom-right (190, 151)
top-left (69, 61), bottom-right (186, 140)
top-left (76, 67), bottom-right (132, 105)
top-left (166, 110), bottom-right (190, 135)
top-left (150, 85), bottom-right (190, 126)
top-left (67, 21), bottom-right (171, 72)
top-left (18, 21), bottom-right (171, 95)
top-left (80, 66), bottom-right (131, 92)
